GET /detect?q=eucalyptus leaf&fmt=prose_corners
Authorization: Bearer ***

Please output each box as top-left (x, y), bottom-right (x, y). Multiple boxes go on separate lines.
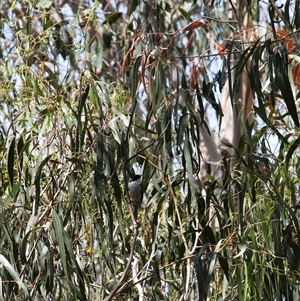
top-left (0, 255), bottom-right (29, 297)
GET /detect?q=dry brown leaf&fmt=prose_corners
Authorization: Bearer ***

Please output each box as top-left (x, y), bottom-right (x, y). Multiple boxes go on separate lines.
top-left (217, 44), bottom-right (225, 59)
top-left (182, 20), bottom-right (208, 33)
top-left (277, 29), bottom-right (295, 54)
top-left (292, 63), bottom-right (300, 89)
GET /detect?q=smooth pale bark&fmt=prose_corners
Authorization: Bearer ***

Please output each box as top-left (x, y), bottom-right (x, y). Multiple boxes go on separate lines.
top-left (198, 60), bottom-right (253, 183)
top-left (199, 121), bottom-right (222, 183)
top-left (219, 60), bottom-right (253, 157)
top-left (197, 59), bottom-right (253, 231)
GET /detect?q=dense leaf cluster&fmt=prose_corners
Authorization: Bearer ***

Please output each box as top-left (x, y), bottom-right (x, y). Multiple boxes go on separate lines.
top-left (0, 0), bottom-right (300, 300)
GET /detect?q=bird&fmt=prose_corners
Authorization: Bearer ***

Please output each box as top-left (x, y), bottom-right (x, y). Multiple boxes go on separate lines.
top-left (128, 175), bottom-right (143, 217)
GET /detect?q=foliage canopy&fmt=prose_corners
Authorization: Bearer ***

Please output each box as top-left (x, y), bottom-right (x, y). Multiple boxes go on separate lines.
top-left (1, 0), bottom-right (300, 300)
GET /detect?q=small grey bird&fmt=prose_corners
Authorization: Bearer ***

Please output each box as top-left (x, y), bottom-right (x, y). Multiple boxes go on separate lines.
top-left (128, 175), bottom-right (143, 216)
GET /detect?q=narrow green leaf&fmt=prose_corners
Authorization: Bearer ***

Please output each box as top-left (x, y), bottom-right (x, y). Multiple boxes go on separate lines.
top-left (103, 12), bottom-right (122, 25)
top-left (62, 228), bottom-right (88, 301)
top-left (273, 49), bottom-right (299, 127)
top-left (183, 136), bottom-right (195, 203)
top-left (204, 253), bottom-right (217, 297)
top-left (20, 226), bottom-right (42, 263)
top-left (25, 76), bottom-right (34, 89)
top-left (178, 8), bottom-right (190, 20)
top-left (218, 253), bottom-right (230, 281)
top-left (0, 254), bottom-right (29, 297)
top-left (195, 244), bottom-right (216, 301)
top-left (17, 136), bottom-right (24, 176)
top-left (35, 0), bottom-right (52, 9)
top-left (34, 154), bottom-right (52, 215)
top-left (52, 209), bottom-right (68, 277)
top-left (276, 73), bottom-right (299, 127)
top-left (234, 242), bottom-right (247, 258)
top-left (103, 29), bottom-right (112, 49)
top-left (46, 245), bottom-right (54, 294)
top-left (130, 55), bottom-right (142, 101)
top-left (285, 136), bottom-right (300, 170)
top-left (154, 62), bottom-right (165, 122)
top-left (202, 225), bottom-right (216, 245)
top-left (128, 0), bottom-right (138, 15)
top-left (251, 47), bottom-right (268, 123)
top-left (163, 105), bottom-right (173, 157)
top-left (7, 136), bottom-right (15, 187)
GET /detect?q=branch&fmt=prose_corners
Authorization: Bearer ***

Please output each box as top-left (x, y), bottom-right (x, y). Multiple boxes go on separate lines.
top-left (104, 98), bottom-right (139, 301)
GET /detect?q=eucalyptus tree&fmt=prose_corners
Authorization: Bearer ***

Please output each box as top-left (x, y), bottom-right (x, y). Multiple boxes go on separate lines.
top-left (0, 0), bottom-right (300, 300)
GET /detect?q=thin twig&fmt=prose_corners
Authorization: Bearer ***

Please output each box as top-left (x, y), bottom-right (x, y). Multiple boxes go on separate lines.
top-left (104, 97), bottom-right (139, 301)
top-left (166, 175), bottom-right (191, 298)
top-left (127, 121), bottom-right (170, 162)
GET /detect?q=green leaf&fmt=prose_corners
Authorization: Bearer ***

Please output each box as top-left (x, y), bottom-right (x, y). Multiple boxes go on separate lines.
top-left (103, 12), bottom-right (122, 25)
top-left (34, 154), bottom-right (52, 215)
top-left (183, 135), bottom-right (195, 203)
top-left (178, 8), bottom-right (191, 21)
top-left (285, 136), bottom-right (300, 170)
top-left (128, 0), bottom-right (138, 15)
top-left (52, 209), bottom-right (68, 277)
top-left (91, 39), bottom-right (103, 70)
top-left (103, 29), bottom-right (112, 49)
top-left (7, 136), bottom-right (15, 187)
top-left (195, 245), bottom-right (217, 301)
top-left (274, 72), bottom-right (299, 127)
top-left (163, 104), bottom-right (173, 157)
top-left (0, 254), bottom-right (29, 297)
top-left (130, 55), bottom-right (142, 101)
top-left (17, 136), bottom-right (24, 175)
top-left (35, 0), bottom-right (52, 8)
top-left (218, 253), bottom-right (230, 281)
top-left (272, 48), bottom-right (299, 127)
top-left (234, 242), bottom-right (247, 258)
top-left (154, 62), bottom-right (165, 121)
top-left (62, 227), bottom-right (88, 301)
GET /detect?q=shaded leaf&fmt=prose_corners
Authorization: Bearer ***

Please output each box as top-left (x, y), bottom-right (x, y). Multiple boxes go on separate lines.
top-left (103, 12), bottom-right (122, 25)
top-left (34, 154), bottom-right (52, 215)
top-left (52, 209), bottom-right (68, 277)
top-left (0, 254), bottom-right (29, 297)
top-left (7, 136), bottom-right (15, 187)
top-left (103, 29), bottom-right (112, 49)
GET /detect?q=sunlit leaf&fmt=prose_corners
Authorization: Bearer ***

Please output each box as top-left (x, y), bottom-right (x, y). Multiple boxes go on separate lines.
top-left (35, 0), bottom-right (53, 9)
top-left (234, 242), bottom-right (247, 258)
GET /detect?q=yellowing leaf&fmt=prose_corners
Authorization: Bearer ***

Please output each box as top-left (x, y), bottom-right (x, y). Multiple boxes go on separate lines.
top-left (86, 245), bottom-right (92, 254)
